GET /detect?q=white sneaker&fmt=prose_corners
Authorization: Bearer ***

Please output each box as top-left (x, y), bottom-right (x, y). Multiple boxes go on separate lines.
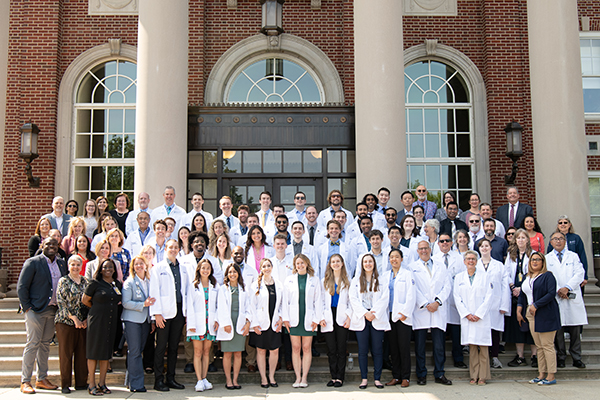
top-left (202, 378), bottom-right (213, 390)
top-left (195, 380), bottom-right (205, 392)
top-left (491, 357), bottom-right (503, 369)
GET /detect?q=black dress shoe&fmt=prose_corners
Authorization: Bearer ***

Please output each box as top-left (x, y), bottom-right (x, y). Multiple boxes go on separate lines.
top-left (573, 360), bottom-right (586, 368)
top-left (435, 376), bottom-right (452, 385)
top-left (131, 388), bottom-right (147, 392)
top-left (454, 361), bottom-right (468, 369)
top-left (270, 382), bottom-right (278, 388)
top-left (334, 381), bottom-right (343, 388)
top-left (166, 380), bottom-right (185, 390)
top-left (208, 362), bottom-right (217, 372)
top-left (226, 385), bottom-right (235, 390)
top-left (557, 360), bottom-right (566, 368)
top-left (184, 363), bottom-right (195, 373)
top-left (375, 383), bottom-right (384, 389)
top-left (417, 377), bottom-right (427, 386)
top-left (261, 383), bottom-right (270, 388)
top-left (327, 380), bottom-right (335, 387)
top-left (233, 385), bottom-right (242, 389)
top-left (359, 383), bottom-right (368, 389)
top-left (154, 381), bottom-right (170, 392)
top-left (61, 387), bottom-right (71, 394)
top-left (75, 385), bottom-right (88, 390)
top-left (312, 348), bottom-right (320, 357)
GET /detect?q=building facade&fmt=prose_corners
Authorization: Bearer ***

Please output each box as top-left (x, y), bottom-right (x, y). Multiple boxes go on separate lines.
top-left (0, 0), bottom-right (597, 283)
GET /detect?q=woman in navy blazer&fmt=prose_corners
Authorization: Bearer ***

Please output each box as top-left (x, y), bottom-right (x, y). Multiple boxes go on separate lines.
top-left (122, 256), bottom-right (155, 392)
top-left (517, 252), bottom-right (561, 385)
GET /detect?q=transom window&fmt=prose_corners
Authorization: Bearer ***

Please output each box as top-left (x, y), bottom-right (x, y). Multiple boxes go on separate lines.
top-left (227, 58), bottom-right (322, 104)
top-left (581, 37), bottom-right (600, 118)
top-left (405, 60), bottom-right (474, 208)
top-left (72, 60), bottom-right (137, 206)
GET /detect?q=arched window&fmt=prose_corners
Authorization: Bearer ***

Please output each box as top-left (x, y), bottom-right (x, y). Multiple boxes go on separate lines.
top-left (72, 59), bottom-right (137, 206)
top-left (405, 60), bottom-right (475, 208)
top-left (227, 57), bottom-right (322, 104)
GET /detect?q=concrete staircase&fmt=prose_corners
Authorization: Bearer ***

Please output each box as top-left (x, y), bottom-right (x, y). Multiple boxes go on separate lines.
top-left (1, 287), bottom-right (600, 388)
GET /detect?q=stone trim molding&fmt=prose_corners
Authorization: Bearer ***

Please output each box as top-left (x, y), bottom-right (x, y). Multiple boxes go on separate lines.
top-left (404, 42), bottom-right (491, 203)
top-left (55, 42), bottom-right (137, 197)
top-left (205, 33), bottom-right (344, 104)
top-left (88, 0), bottom-right (139, 15)
top-left (403, 0), bottom-right (457, 16)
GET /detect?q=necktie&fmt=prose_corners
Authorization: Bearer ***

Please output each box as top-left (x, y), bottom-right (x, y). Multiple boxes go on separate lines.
top-left (558, 252), bottom-right (563, 263)
top-left (509, 204), bottom-right (515, 227)
top-left (444, 253), bottom-right (449, 268)
top-left (226, 216), bottom-right (231, 229)
top-left (261, 212), bottom-right (266, 227)
top-left (331, 240), bottom-right (340, 246)
top-left (166, 205), bottom-right (172, 215)
top-left (451, 220), bottom-right (456, 236)
top-left (309, 226), bottom-right (315, 246)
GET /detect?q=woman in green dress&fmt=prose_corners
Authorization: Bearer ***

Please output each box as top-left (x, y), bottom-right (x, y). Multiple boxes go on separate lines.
top-left (283, 254), bottom-right (323, 388)
top-left (216, 263), bottom-right (251, 390)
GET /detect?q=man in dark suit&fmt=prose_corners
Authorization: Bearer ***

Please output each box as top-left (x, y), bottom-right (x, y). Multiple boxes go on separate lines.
top-left (41, 196), bottom-right (72, 237)
top-left (17, 238), bottom-right (67, 394)
top-left (439, 202), bottom-right (467, 236)
top-left (495, 187), bottom-right (533, 230)
top-left (396, 190), bottom-right (415, 224)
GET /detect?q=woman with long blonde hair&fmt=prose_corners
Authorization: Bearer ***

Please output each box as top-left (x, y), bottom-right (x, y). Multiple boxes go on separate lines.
top-left (321, 254), bottom-right (351, 387)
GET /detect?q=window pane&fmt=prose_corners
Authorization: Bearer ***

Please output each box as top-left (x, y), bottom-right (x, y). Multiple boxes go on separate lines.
top-left (92, 110), bottom-right (105, 133)
top-left (409, 165), bottom-right (425, 187)
top-left (223, 150), bottom-right (241, 173)
top-left (124, 134), bottom-right (135, 158)
top-left (283, 150), bottom-right (302, 173)
top-left (108, 109), bottom-right (123, 132)
top-left (456, 134), bottom-right (471, 157)
top-left (189, 151), bottom-right (203, 173)
top-left (346, 150), bottom-right (356, 173)
top-left (188, 179), bottom-right (202, 196)
top-left (328, 150), bottom-right (341, 173)
top-left (264, 151), bottom-right (282, 173)
top-left (91, 135), bottom-right (106, 158)
top-left (426, 165), bottom-right (441, 189)
top-left (328, 178), bottom-right (340, 193)
top-left (424, 109), bottom-right (438, 132)
top-left (280, 186), bottom-right (296, 204)
top-left (229, 186), bottom-right (246, 204)
top-left (304, 150), bottom-right (322, 173)
top-left (407, 109), bottom-right (423, 132)
top-left (455, 109), bottom-right (470, 132)
top-left (204, 150), bottom-right (218, 174)
top-left (76, 109), bottom-right (91, 133)
top-left (440, 134), bottom-right (450, 157)
top-left (457, 165), bottom-right (472, 189)
top-left (243, 151), bottom-right (262, 173)
top-left (247, 186), bottom-right (264, 206)
top-left (409, 134), bottom-right (424, 158)
top-left (425, 134), bottom-right (440, 158)
top-left (298, 185), bottom-right (316, 205)
top-left (583, 78), bottom-right (600, 113)
top-left (76, 135), bottom-right (91, 158)
top-left (107, 134), bottom-right (123, 158)
top-left (124, 109), bottom-right (135, 132)
top-left (342, 178), bottom-right (356, 199)
top-left (107, 166), bottom-right (122, 190)
top-left (204, 179), bottom-right (217, 198)
top-left (589, 178), bottom-right (600, 216)
top-left (123, 166), bottom-right (134, 190)
top-left (74, 167), bottom-right (89, 191)
top-left (91, 166), bottom-right (106, 190)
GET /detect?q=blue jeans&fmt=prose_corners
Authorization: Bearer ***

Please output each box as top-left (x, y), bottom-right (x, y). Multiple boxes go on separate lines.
top-left (124, 321), bottom-right (150, 390)
top-left (414, 328), bottom-right (446, 379)
top-left (355, 320), bottom-right (384, 380)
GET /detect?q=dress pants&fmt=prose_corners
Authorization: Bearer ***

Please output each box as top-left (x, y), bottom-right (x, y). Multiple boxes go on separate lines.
top-left (323, 307), bottom-right (349, 381)
top-left (143, 329), bottom-right (155, 371)
top-left (490, 329), bottom-right (501, 357)
top-left (245, 336), bottom-right (257, 366)
top-left (469, 345), bottom-right (490, 382)
top-left (55, 322), bottom-right (87, 389)
top-left (124, 321), bottom-right (150, 390)
top-left (447, 323), bottom-right (464, 363)
top-left (555, 325), bottom-right (583, 362)
top-left (355, 320), bottom-right (384, 380)
top-left (414, 328), bottom-right (446, 379)
top-left (154, 303), bottom-right (185, 382)
top-left (22, 306), bottom-right (57, 382)
top-left (526, 309), bottom-right (557, 374)
top-left (389, 317), bottom-right (412, 381)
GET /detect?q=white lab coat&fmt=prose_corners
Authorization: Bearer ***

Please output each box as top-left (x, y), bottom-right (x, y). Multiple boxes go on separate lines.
top-left (348, 274), bottom-right (390, 331)
top-left (433, 250), bottom-right (466, 325)
top-left (354, 251), bottom-right (389, 278)
top-left (245, 245), bottom-right (275, 275)
top-left (183, 209), bottom-right (214, 232)
top-left (221, 260), bottom-right (258, 286)
top-left (316, 206), bottom-right (354, 230)
top-left (269, 254), bottom-right (295, 284)
top-left (179, 252), bottom-right (224, 286)
top-left (249, 278), bottom-right (284, 331)
top-left (317, 241), bottom-right (351, 279)
top-left (320, 279), bottom-right (352, 333)
top-left (409, 258), bottom-right (450, 331)
top-left (503, 253), bottom-right (529, 317)
top-left (186, 282), bottom-right (219, 337)
top-left (391, 268), bottom-right (416, 326)
top-left (286, 241), bottom-right (319, 274)
top-left (123, 229), bottom-right (155, 257)
top-left (282, 274), bottom-right (322, 331)
top-left (216, 283), bottom-right (252, 341)
top-left (453, 270), bottom-right (494, 346)
top-left (125, 208), bottom-right (153, 237)
top-left (477, 258), bottom-right (510, 331)
top-left (150, 203), bottom-right (186, 234)
top-left (149, 259), bottom-right (191, 320)
top-left (545, 250), bottom-right (588, 326)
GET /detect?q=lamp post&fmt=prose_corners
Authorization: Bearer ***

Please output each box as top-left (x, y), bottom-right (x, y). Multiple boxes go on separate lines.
top-left (504, 121), bottom-right (523, 185)
top-left (260, 0), bottom-right (284, 36)
top-left (19, 121), bottom-right (41, 187)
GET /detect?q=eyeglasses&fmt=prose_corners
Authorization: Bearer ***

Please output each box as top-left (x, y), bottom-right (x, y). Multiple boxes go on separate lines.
top-left (469, 220), bottom-right (480, 224)
top-left (417, 189), bottom-right (426, 193)
top-left (558, 221), bottom-right (569, 225)
top-left (295, 196), bottom-right (305, 200)
top-left (439, 239), bottom-right (452, 243)
top-left (414, 211), bottom-right (424, 214)
top-left (506, 232), bottom-right (515, 236)
top-left (530, 258), bottom-right (543, 263)
top-left (385, 213), bottom-right (397, 217)
top-left (67, 204), bottom-right (77, 208)
top-left (417, 247), bottom-right (429, 251)
top-left (551, 237), bottom-right (565, 242)
top-left (331, 194), bottom-right (341, 198)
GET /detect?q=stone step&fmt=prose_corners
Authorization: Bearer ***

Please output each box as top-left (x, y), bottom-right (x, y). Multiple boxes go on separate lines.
top-left (0, 319), bottom-right (24, 332)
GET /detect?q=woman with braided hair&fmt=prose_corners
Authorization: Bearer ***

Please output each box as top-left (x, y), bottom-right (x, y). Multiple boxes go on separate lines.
top-left (249, 258), bottom-right (284, 388)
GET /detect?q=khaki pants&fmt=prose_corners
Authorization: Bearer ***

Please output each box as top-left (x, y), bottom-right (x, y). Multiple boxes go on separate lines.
top-left (527, 309), bottom-right (557, 374)
top-left (245, 336), bottom-right (256, 366)
top-left (469, 345), bottom-right (490, 382)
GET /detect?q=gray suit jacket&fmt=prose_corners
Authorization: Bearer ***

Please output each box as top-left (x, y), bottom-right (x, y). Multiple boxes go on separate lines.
top-left (17, 254), bottom-right (67, 312)
top-left (42, 213), bottom-right (72, 237)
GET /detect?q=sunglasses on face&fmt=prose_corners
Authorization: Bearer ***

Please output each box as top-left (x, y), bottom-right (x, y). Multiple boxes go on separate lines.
top-left (295, 196), bottom-right (305, 200)
top-left (438, 239), bottom-right (452, 243)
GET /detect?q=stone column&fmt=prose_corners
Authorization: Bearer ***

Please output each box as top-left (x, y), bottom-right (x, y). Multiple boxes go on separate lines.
top-left (135, 0), bottom-right (188, 208)
top-left (527, 0), bottom-right (593, 277)
top-left (354, 0), bottom-right (406, 209)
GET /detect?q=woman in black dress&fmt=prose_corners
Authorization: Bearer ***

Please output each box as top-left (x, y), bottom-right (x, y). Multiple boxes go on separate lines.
top-left (82, 259), bottom-right (122, 395)
top-left (108, 193), bottom-right (130, 237)
top-left (249, 259), bottom-right (283, 388)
